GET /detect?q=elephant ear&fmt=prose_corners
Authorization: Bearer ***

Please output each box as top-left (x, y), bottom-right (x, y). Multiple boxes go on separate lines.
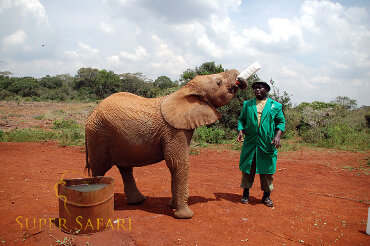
top-left (161, 87), bottom-right (221, 130)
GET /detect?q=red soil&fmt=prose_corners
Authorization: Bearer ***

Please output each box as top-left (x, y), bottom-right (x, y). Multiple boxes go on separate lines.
top-left (0, 142), bottom-right (369, 245)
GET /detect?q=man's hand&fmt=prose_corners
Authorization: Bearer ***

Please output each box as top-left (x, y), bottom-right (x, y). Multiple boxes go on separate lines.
top-left (237, 130), bottom-right (244, 143)
top-left (271, 129), bottom-right (283, 148)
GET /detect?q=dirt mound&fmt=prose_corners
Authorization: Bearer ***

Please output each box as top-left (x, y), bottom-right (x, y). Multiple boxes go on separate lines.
top-left (0, 142), bottom-right (369, 245)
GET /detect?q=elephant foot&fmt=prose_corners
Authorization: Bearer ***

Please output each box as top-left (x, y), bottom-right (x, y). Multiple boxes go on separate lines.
top-left (174, 207), bottom-right (194, 219)
top-left (126, 193), bottom-right (147, 205)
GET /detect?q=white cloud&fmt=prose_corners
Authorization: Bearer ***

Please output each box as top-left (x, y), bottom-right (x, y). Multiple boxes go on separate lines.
top-left (351, 79), bottom-right (364, 87)
top-left (78, 42), bottom-right (99, 55)
top-left (120, 45), bottom-right (148, 61)
top-left (2, 29), bottom-right (26, 47)
top-left (0, 0), bottom-right (369, 106)
top-left (99, 22), bottom-right (116, 34)
top-left (62, 42), bottom-right (100, 60)
top-left (268, 18), bottom-right (303, 44)
top-left (63, 50), bottom-right (79, 59)
top-left (0, 0), bottom-right (48, 23)
top-left (107, 55), bottom-right (120, 63)
top-left (148, 35), bottom-right (188, 78)
top-left (197, 34), bottom-right (223, 58)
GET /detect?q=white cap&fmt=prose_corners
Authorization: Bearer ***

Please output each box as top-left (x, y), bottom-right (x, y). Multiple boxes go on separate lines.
top-left (237, 61), bottom-right (261, 82)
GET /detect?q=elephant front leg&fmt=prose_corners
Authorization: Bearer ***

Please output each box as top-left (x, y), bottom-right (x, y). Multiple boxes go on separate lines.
top-left (117, 166), bottom-right (146, 204)
top-left (166, 158), bottom-right (194, 219)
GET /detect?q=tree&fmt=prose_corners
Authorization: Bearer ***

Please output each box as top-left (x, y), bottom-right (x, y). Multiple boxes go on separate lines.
top-left (93, 70), bottom-right (121, 99)
top-left (0, 71), bottom-right (12, 76)
top-left (39, 75), bottom-right (63, 89)
top-left (120, 72), bottom-right (156, 98)
top-left (331, 96), bottom-right (357, 110)
top-left (8, 77), bottom-right (41, 97)
top-left (180, 61), bottom-right (225, 84)
top-left (74, 67), bottom-right (99, 90)
top-left (154, 76), bottom-right (176, 89)
top-left (268, 79), bottom-right (292, 113)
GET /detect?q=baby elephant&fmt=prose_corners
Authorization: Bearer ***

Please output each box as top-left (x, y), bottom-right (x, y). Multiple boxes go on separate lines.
top-left (85, 69), bottom-right (246, 218)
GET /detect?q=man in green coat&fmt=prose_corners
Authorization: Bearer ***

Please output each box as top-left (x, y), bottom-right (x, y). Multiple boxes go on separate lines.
top-left (237, 81), bottom-right (285, 207)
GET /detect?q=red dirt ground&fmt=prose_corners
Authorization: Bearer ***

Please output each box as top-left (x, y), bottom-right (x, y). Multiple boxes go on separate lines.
top-left (0, 142), bottom-right (369, 245)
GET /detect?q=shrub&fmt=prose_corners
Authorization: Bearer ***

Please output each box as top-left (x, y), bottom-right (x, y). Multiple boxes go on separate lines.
top-left (301, 123), bottom-right (369, 151)
top-left (0, 89), bottom-right (14, 100)
top-left (52, 119), bottom-right (79, 129)
top-left (1, 128), bottom-right (58, 142)
top-left (0, 127), bottom-right (85, 147)
top-left (193, 126), bottom-right (226, 144)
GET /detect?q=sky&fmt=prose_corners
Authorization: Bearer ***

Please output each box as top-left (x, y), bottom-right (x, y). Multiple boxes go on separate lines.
top-left (0, 0), bottom-right (369, 106)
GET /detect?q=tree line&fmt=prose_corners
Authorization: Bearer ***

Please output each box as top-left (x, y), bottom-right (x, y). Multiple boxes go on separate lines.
top-left (0, 62), bottom-right (368, 150)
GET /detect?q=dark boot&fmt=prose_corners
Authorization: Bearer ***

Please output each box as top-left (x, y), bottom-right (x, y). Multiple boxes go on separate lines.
top-left (262, 191), bottom-right (273, 207)
top-left (241, 188), bottom-right (249, 204)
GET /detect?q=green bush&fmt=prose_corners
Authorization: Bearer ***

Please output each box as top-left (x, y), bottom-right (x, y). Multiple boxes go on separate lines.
top-left (193, 126), bottom-right (226, 144)
top-left (301, 123), bottom-right (369, 151)
top-left (58, 129), bottom-right (85, 146)
top-left (1, 128), bottom-right (58, 142)
top-left (52, 119), bottom-right (80, 129)
top-left (0, 129), bottom-right (4, 141)
top-left (0, 89), bottom-right (14, 100)
top-left (0, 127), bottom-right (85, 147)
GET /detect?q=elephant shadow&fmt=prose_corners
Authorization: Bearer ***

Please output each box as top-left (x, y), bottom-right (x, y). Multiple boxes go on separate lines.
top-left (213, 192), bottom-right (261, 205)
top-left (114, 193), bottom-right (217, 216)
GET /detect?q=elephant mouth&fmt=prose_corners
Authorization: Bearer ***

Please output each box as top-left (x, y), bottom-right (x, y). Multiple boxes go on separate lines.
top-left (228, 85), bottom-right (238, 95)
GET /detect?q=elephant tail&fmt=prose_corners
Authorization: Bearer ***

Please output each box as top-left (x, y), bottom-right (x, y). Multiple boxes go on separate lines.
top-left (84, 135), bottom-right (92, 177)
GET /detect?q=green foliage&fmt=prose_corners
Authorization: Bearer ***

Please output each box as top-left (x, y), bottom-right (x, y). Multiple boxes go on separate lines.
top-left (39, 75), bottom-right (63, 89)
top-left (0, 128), bottom-right (59, 142)
top-left (269, 79), bottom-right (292, 113)
top-left (331, 96), bottom-right (357, 110)
top-left (8, 77), bottom-right (41, 98)
top-left (154, 76), bottom-right (177, 89)
top-left (74, 67), bottom-right (99, 90)
top-left (0, 119), bottom-right (85, 146)
top-left (0, 88), bottom-right (14, 100)
top-left (52, 119), bottom-right (80, 129)
top-left (120, 72), bottom-right (158, 98)
top-left (0, 75), bottom-right (16, 90)
top-left (73, 68), bottom-right (121, 99)
top-left (288, 101), bottom-right (369, 151)
top-left (193, 126), bottom-right (226, 144)
top-left (0, 65), bottom-right (368, 152)
top-left (297, 101), bottom-right (338, 111)
top-left (180, 61), bottom-right (225, 84)
top-left (300, 123), bottom-right (369, 151)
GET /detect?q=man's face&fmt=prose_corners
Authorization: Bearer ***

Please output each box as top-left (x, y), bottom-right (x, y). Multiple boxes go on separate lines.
top-left (253, 84), bottom-right (268, 100)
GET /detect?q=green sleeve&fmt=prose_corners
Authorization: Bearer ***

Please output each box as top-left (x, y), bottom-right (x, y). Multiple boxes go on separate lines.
top-left (238, 101), bottom-right (247, 131)
top-left (275, 106), bottom-right (286, 132)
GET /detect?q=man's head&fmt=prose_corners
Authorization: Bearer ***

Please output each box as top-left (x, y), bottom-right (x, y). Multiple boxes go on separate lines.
top-left (251, 81), bottom-right (270, 100)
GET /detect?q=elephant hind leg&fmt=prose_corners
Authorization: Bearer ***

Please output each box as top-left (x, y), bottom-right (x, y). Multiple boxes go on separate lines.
top-left (87, 151), bottom-right (112, 177)
top-left (85, 135), bottom-right (112, 177)
top-left (117, 166), bottom-right (146, 204)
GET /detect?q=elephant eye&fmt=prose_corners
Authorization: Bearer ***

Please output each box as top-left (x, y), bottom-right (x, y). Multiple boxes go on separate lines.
top-left (216, 80), bottom-right (222, 86)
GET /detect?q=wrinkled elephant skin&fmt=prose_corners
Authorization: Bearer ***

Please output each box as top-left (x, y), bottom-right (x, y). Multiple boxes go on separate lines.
top-left (85, 69), bottom-right (246, 219)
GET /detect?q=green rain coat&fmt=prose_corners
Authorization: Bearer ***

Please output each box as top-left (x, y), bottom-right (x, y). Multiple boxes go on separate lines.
top-left (238, 98), bottom-right (286, 174)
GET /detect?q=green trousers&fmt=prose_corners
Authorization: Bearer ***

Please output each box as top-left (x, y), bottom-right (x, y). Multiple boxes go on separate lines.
top-left (240, 154), bottom-right (274, 192)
